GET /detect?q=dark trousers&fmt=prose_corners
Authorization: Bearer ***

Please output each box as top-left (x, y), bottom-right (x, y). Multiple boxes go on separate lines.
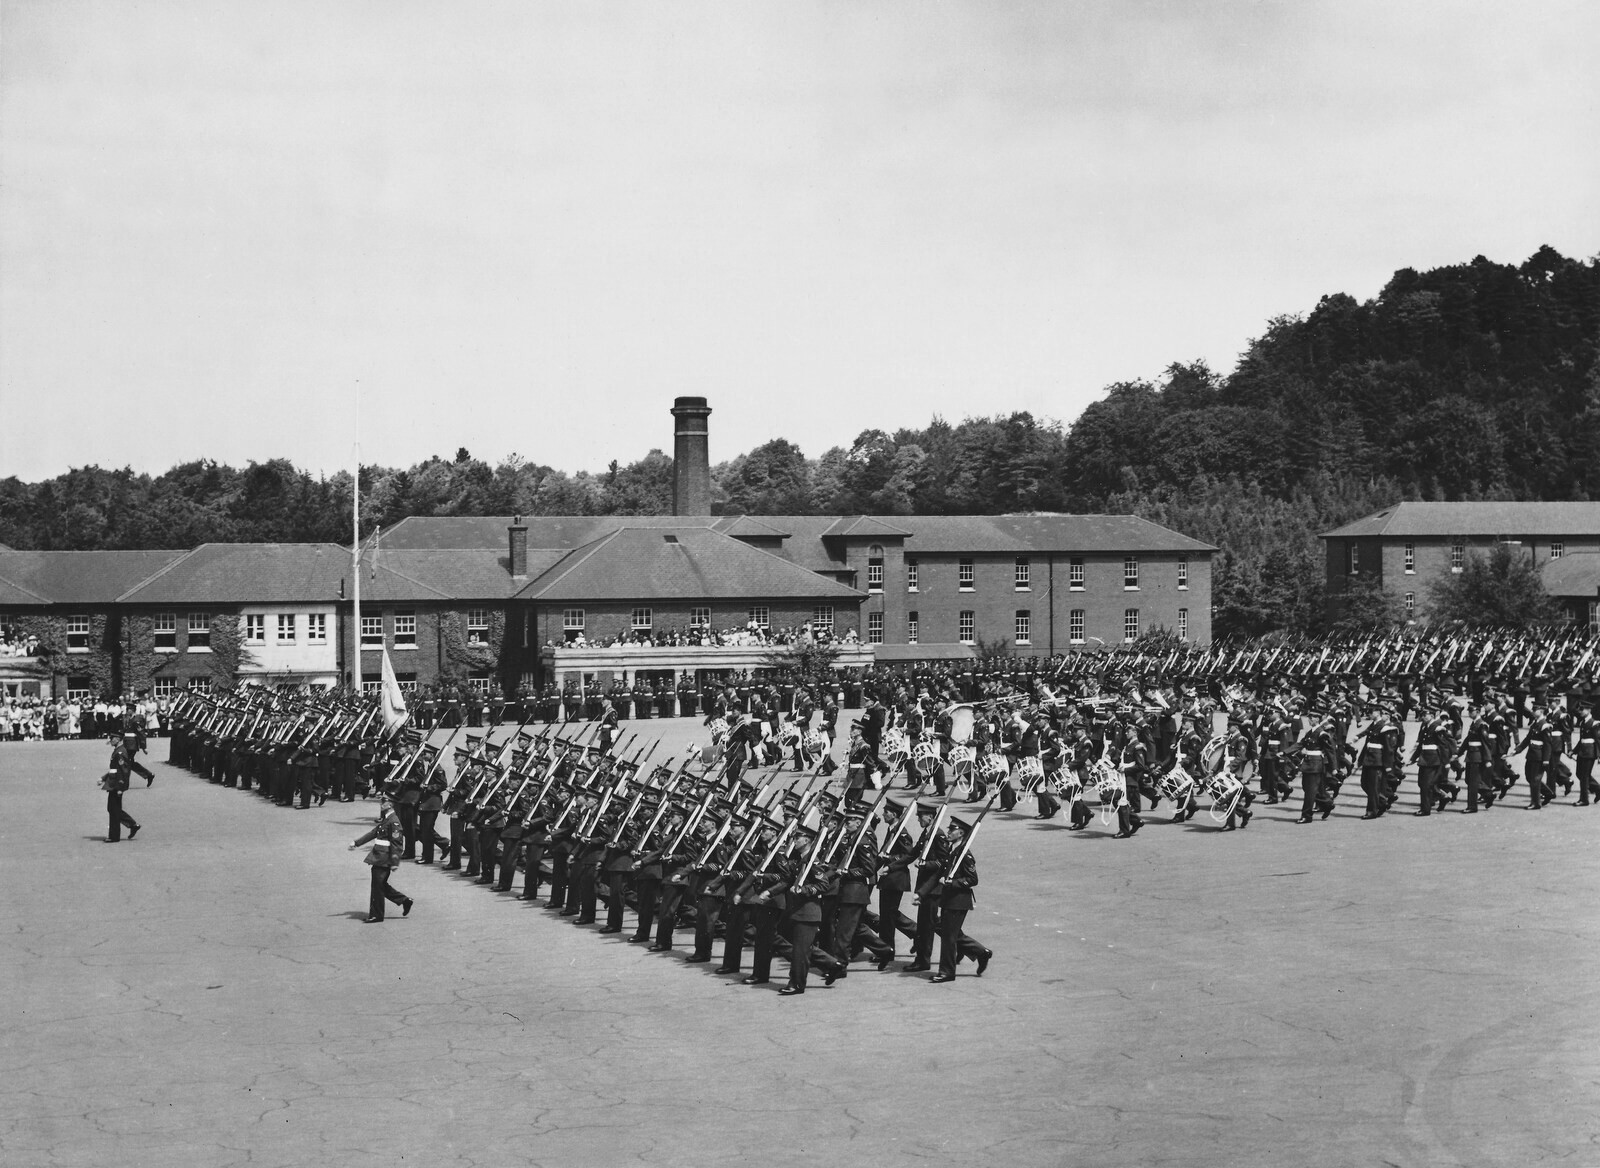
top-left (1360, 765), bottom-right (1385, 816)
top-left (495, 837), bottom-right (521, 891)
top-left (786, 918), bottom-right (841, 990)
top-left (878, 887), bottom-right (915, 958)
top-left (720, 901), bottom-right (745, 970)
top-left (476, 831), bottom-right (500, 884)
top-left (446, 816), bottom-right (466, 868)
top-left (575, 862), bottom-right (599, 921)
top-left (693, 892), bottom-right (724, 959)
top-left (631, 877), bottom-right (660, 940)
top-left (1417, 765), bottom-right (1440, 812)
top-left (655, 882), bottom-right (686, 948)
top-left (1465, 762), bottom-right (1490, 810)
top-left (127, 756), bottom-right (155, 786)
top-left (747, 903), bottom-right (779, 979)
top-left (913, 895), bottom-right (940, 962)
top-left (547, 851), bottom-right (569, 906)
top-left (833, 900), bottom-right (891, 964)
top-left (368, 866), bottom-right (407, 921)
top-left (397, 803), bottom-right (419, 859)
top-left (1578, 756), bottom-right (1598, 804)
top-left (417, 809), bottom-right (445, 863)
top-left (106, 790), bottom-right (138, 840)
top-left (936, 907), bottom-right (987, 977)
top-left (604, 871), bottom-right (628, 930)
top-left (520, 841), bottom-right (545, 898)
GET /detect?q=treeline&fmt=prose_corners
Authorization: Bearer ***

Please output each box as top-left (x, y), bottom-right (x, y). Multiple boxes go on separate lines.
top-left (2, 247), bottom-right (1595, 637)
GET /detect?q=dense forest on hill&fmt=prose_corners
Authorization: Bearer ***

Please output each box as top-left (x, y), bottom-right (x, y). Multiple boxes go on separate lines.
top-left (3, 247), bottom-right (1596, 636)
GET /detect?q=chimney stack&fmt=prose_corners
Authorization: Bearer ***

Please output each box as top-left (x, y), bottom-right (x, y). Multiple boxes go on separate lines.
top-left (508, 515), bottom-right (528, 577)
top-left (670, 396), bottom-right (712, 516)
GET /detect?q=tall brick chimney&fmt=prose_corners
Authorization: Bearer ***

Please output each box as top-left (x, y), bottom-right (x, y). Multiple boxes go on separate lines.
top-left (508, 515), bottom-right (528, 577)
top-left (671, 396), bottom-right (712, 516)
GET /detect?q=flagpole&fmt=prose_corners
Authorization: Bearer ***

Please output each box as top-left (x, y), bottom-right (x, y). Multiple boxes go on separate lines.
top-left (352, 384), bottom-right (361, 692)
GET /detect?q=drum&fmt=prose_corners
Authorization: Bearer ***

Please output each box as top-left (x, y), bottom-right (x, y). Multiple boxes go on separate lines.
top-left (947, 704), bottom-right (975, 745)
top-left (911, 738), bottom-right (941, 778)
top-left (881, 728), bottom-right (911, 770)
top-left (802, 730), bottom-right (830, 759)
top-left (945, 743), bottom-right (975, 778)
top-left (1015, 755), bottom-right (1045, 791)
top-left (1156, 762), bottom-right (1194, 808)
top-left (1206, 770), bottom-right (1244, 822)
top-left (1088, 755), bottom-right (1124, 825)
top-left (706, 717), bottom-right (729, 746)
top-left (976, 751), bottom-right (1009, 785)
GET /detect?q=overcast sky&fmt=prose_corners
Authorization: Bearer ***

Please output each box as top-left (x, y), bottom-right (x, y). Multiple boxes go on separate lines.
top-left (2, 1), bottom-right (1595, 483)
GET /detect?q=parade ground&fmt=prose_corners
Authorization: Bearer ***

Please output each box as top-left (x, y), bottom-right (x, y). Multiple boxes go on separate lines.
top-left (4, 724), bottom-right (1598, 1168)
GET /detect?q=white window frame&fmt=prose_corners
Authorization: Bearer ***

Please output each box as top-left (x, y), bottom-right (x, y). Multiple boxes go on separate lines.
top-left (563, 609), bottom-right (585, 631)
top-left (1404, 543), bottom-right (1415, 573)
top-left (1551, 541), bottom-right (1565, 559)
top-left (1014, 558), bottom-right (1030, 591)
top-left (393, 611), bottom-right (416, 647)
top-left (906, 558), bottom-right (919, 592)
top-left (958, 610), bottom-right (975, 645)
top-left (1123, 608), bottom-right (1140, 643)
top-left (66, 614), bottom-right (91, 653)
top-left (631, 608), bottom-right (653, 631)
top-left (151, 677), bottom-right (176, 699)
top-left (867, 612), bottom-right (883, 644)
top-left (689, 606), bottom-right (711, 629)
top-left (306, 613), bottom-right (327, 643)
top-left (188, 676), bottom-right (212, 693)
top-left (1069, 558), bottom-right (1085, 590)
top-left (1404, 591), bottom-right (1416, 619)
top-left (276, 613), bottom-right (297, 644)
top-left (244, 614), bottom-right (265, 645)
top-left (907, 611), bottom-right (919, 644)
top-left (1069, 609), bottom-right (1085, 644)
top-left (186, 613), bottom-right (210, 652)
top-left (154, 611), bottom-right (177, 651)
top-left (958, 559), bottom-right (974, 591)
top-left (1177, 608), bottom-right (1188, 641)
top-left (867, 545), bottom-right (884, 592)
top-left (748, 606), bottom-right (770, 630)
top-left (360, 615), bottom-right (383, 647)
top-left (1177, 558), bottom-right (1188, 590)
top-left (467, 674), bottom-right (492, 696)
top-left (811, 606), bottom-right (834, 634)
top-left (1124, 557), bottom-right (1140, 590)
top-left (1348, 544), bottom-right (1360, 575)
top-left (467, 608), bottom-right (489, 645)
top-left (1451, 542), bottom-right (1464, 573)
top-left (1590, 600), bottom-right (1599, 634)
top-left (66, 676), bottom-right (94, 701)
top-left (1014, 609), bottom-right (1030, 645)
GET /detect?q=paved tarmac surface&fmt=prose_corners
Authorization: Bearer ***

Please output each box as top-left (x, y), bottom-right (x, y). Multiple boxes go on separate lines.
top-left (4, 723), bottom-right (1599, 1168)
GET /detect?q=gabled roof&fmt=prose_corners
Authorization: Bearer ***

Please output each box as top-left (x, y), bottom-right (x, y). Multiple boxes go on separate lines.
top-left (712, 515), bottom-right (792, 539)
top-left (822, 516), bottom-right (914, 539)
top-left (360, 548), bottom-right (571, 602)
top-left (119, 543), bottom-right (347, 604)
top-left (518, 527), bottom-right (863, 602)
top-left (1542, 553), bottom-right (1600, 597)
top-left (1322, 501), bottom-right (1600, 539)
top-left (378, 514), bottom-right (714, 551)
top-left (0, 550), bottom-right (188, 605)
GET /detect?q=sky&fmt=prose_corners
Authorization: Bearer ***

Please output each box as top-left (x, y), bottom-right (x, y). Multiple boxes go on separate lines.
top-left (2, 1), bottom-right (1596, 483)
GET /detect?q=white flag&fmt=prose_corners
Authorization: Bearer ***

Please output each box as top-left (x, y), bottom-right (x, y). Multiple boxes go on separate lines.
top-left (379, 648), bottom-right (409, 737)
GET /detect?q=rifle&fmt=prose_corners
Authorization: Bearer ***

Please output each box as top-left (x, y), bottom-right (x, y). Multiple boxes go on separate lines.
top-left (837, 780), bottom-right (898, 869)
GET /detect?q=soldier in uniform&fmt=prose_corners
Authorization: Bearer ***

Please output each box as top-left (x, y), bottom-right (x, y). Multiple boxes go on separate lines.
top-left (350, 801), bottom-right (413, 923)
top-left (927, 817), bottom-right (991, 983)
top-left (101, 741), bottom-right (142, 842)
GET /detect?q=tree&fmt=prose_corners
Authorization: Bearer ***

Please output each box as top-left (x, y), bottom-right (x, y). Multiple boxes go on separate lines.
top-left (1426, 543), bottom-right (1560, 627)
top-left (1328, 576), bottom-right (1404, 637)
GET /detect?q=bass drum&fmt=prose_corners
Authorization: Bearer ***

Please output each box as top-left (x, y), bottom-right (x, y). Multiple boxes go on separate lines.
top-left (947, 704), bottom-right (975, 745)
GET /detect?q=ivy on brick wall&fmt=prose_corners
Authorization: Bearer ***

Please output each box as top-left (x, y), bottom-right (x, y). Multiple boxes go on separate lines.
top-left (207, 612), bottom-right (257, 689)
top-left (440, 608), bottom-right (504, 686)
top-left (123, 613), bottom-right (160, 697)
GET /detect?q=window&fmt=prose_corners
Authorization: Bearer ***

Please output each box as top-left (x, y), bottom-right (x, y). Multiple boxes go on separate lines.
top-left (1069, 610), bottom-right (1085, 644)
top-left (748, 606), bottom-right (770, 630)
top-left (631, 608), bottom-right (653, 631)
top-left (958, 559), bottom-right (974, 591)
top-left (361, 676), bottom-right (381, 695)
top-left (188, 676), bottom-right (212, 693)
top-left (467, 673), bottom-right (492, 695)
top-left (1123, 608), bottom-right (1140, 643)
top-left (689, 606), bottom-right (711, 628)
top-left (361, 615), bottom-right (383, 647)
top-left (151, 677), bottom-right (176, 699)
top-left (397, 674), bottom-right (418, 694)
top-left (307, 613), bottom-right (327, 643)
top-left (467, 608), bottom-right (489, 645)
top-left (1069, 558), bottom-right (1085, 590)
top-left (154, 612), bottom-right (177, 650)
top-left (244, 614), bottom-right (265, 644)
top-left (1591, 600), bottom-right (1599, 634)
top-left (1014, 610), bottom-right (1031, 644)
top-left (187, 613), bottom-right (210, 650)
top-left (66, 614), bottom-right (91, 651)
top-left (1451, 542), bottom-right (1464, 572)
top-left (393, 612), bottom-right (416, 647)
top-left (1014, 558), bottom-right (1030, 590)
top-left (1124, 557), bottom-right (1140, 589)
top-left (812, 606), bottom-right (834, 634)
top-left (907, 610), bottom-right (919, 644)
top-left (563, 609), bottom-right (585, 630)
top-left (1177, 608), bottom-right (1189, 641)
top-left (1348, 544), bottom-right (1360, 575)
top-left (1404, 591), bottom-right (1416, 619)
top-left (868, 612), bottom-right (883, 644)
top-left (1177, 558), bottom-right (1188, 589)
top-left (1404, 543), bottom-right (1415, 573)
top-left (906, 558), bottom-right (919, 591)
top-left (277, 613), bottom-right (297, 644)
top-left (66, 676), bottom-right (93, 701)
top-left (1551, 542), bottom-right (1565, 559)
top-left (867, 545), bottom-right (884, 592)
top-left (958, 610), bottom-right (975, 644)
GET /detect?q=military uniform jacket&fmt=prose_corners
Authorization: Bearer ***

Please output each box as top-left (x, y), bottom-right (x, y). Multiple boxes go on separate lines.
top-left (879, 828), bottom-right (916, 893)
top-left (837, 833), bottom-right (879, 906)
top-left (938, 850), bottom-right (978, 911)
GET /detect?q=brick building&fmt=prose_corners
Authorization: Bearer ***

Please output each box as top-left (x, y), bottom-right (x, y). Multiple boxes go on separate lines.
top-left (1321, 501), bottom-right (1600, 623)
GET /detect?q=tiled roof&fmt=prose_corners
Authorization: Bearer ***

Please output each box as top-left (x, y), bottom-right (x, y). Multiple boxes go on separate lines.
top-left (751, 514), bottom-right (1214, 555)
top-left (518, 527), bottom-right (863, 602)
top-left (378, 514), bottom-right (714, 550)
top-left (0, 550), bottom-right (188, 605)
top-left (1321, 501), bottom-right (1600, 539)
top-left (360, 548), bottom-right (570, 602)
top-left (119, 543), bottom-right (348, 604)
top-left (712, 515), bottom-right (792, 538)
top-left (1541, 553), bottom-right (1600, 597)
top-left (823, 516), bottom-right (915, 539)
